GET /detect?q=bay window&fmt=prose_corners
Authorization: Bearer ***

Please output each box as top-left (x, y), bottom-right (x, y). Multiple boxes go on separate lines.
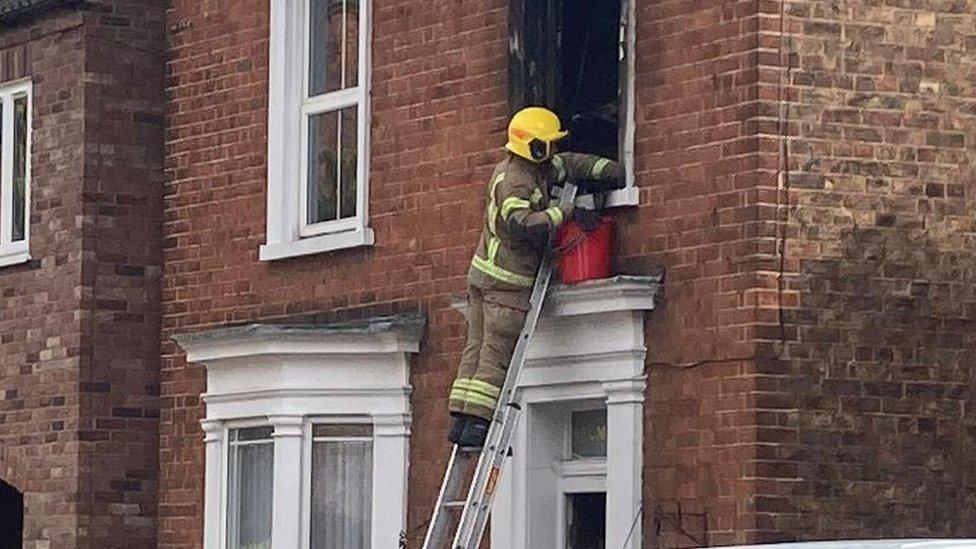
top-left (173, 315), bottom-right (423, 549)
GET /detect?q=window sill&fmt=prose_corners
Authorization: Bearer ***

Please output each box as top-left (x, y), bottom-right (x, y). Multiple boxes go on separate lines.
top-left (260, 228), bottom-right (375, 262)
top-left (563, 186), bottom-right (640, 210)
top-left (604, 186), bottom-right (639, 207)
top-left (0, 249), bottom-right (29, 268)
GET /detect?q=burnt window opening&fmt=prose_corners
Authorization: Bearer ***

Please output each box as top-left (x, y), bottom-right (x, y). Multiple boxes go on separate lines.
top-left (0, 478), bottom-right (24, 549)
top-left (509, 0), bottom-right (629, 160)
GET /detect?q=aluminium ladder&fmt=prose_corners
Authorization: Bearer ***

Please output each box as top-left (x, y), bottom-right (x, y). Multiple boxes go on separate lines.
top-left (421, 183), bottom-right (579, 549)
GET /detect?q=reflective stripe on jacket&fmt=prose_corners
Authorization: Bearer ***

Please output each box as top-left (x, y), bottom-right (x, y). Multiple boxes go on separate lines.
top-left (467, 152), bottom-right (623, 291)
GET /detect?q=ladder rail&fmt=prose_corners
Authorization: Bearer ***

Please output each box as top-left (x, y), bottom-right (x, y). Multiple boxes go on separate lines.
top-left (423, 184), bottom-right (578, 549)
top-left (422, 445), bottom-right (464, 548)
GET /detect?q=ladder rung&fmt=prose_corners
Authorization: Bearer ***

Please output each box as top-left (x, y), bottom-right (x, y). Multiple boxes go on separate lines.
top-left (457, 446), bottom-right (482, 453)
top-left (442, 500), bottom-right (467, 509)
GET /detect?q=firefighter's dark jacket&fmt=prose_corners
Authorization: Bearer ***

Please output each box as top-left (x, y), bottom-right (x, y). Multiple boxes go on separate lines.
top-left (467, 152), bottom-right (624, 299)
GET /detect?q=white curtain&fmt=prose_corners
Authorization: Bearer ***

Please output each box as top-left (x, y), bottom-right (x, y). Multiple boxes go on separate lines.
top-left (311, 439), bottom-right (373, 548)
top-left (229, 440), bottom-right (273, 549)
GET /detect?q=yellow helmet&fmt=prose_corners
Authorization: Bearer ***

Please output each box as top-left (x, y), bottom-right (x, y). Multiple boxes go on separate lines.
top-left (505, 107), bottom-right (568, 162)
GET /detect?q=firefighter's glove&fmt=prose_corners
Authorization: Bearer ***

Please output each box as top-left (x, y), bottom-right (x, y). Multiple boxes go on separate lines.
top-left (574, 208), bottom-right (602, 233)
top-left (558, 201), bottom-right (575, 223)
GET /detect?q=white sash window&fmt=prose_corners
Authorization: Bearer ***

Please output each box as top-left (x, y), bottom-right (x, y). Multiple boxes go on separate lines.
top-left (263, 0), bottom-right (373, 261)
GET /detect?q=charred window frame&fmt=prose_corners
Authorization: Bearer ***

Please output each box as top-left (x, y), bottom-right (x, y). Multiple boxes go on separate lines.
top-left (509, 0), bottom-right (637, 206)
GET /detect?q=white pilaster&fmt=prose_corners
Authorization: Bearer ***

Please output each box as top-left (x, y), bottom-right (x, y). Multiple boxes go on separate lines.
top-left (604, 378), bottom-right (646, 549)
top-left (201, 420), bottom-right (224, 549)
top-left (371, 413), bottom-right (411, 548)
top-left (270, 415), bottom-right (304, 549)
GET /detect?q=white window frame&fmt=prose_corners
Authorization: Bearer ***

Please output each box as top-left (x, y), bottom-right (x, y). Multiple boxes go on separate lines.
top-left (0, 79), bottom-right (32, 268)
top-left (262, 0), bottom-right (374, 261)
top-left (554, 401), bottom-right (609, 549)
top-left (221, 420), bottom-right (275, 549)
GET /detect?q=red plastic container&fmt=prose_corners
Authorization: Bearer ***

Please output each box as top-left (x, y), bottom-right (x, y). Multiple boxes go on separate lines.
top-left (555, 216), bottom-right (613, 284)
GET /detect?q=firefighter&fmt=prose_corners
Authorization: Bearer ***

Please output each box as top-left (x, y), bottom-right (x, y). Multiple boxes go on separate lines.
top-left (448, 106), bottom-right (625, 447)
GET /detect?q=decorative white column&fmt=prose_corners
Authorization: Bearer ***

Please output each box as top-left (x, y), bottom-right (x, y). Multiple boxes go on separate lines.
top-left (604, 378), bottom-right (646, 549)
top-left (270, 415), bottom-right (304, 549)
top-left (371, 413), bottom-right (412, 548)
top-left (201, 419), bottom-right (224, 549)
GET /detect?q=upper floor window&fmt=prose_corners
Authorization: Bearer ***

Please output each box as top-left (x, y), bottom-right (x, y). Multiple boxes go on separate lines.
top-left (0, 80), bottom-right (31, 267)
top-left (262, 0), bottom-right (374, 261)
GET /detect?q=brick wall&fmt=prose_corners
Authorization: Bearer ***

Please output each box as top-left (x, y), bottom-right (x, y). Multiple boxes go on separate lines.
top-left (78, 0), bottom-right (164, 546)
top-left (630, 0), bottom-right (790, 545)
top-left (0, 8), bottom-right (90, 547)
top-left (0, 1), bottom-right (163, 547)
top-left (160, 0), bottom-right (976, 547)
top-left (773, 0), bottom-right (976, 538)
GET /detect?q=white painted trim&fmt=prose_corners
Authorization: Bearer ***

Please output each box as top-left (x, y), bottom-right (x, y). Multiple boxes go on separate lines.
top-left (620, 0), bottom-right (637, 198)
top-left (489, 276), bottom-right (658, 549)
top-left (270, 415), bottom-right (304, 548)
top-left (604, 185), bottom-right (639, 207)
top-left (265, 0), bottom-right (373, 262)
top-left (0, 248), bottom-right (28, 268)
top-left (260, 226), bottom-right (374, 260)
top-left (201, 420), bottom-right (223, 549)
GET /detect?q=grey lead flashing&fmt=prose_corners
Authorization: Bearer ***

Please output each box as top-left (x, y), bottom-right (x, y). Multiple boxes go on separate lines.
top-left (171, 313), bottom-right (427, 348)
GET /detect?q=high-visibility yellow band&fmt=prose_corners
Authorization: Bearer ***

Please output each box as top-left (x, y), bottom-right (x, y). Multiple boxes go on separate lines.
top-left (471, 255), bottom-right (535, 287)
top-left (487, 236), bottom-right (500, 262)
top-left (552, 155), bottom-right (567, 182)
top-left (545, 206), bottom-right (564, 226)
top-left (453, 378), bottom-right (501, 398)
top-left (529, 188), bottom-right (544, 205)
top-left (591, 158), bottom-right (611, 178)
top-left (487, 172), bottom-right (505, 236)
top-left (501, 197), bottom-right (531, 220)
top-left (450, 387), bottom-right (498, 406)
top-left (449, 389), bottom-right (497, 409)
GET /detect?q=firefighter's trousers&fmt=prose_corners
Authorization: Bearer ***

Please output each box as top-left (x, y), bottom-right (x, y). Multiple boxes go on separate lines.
top-left (449, 285), bottom-right (530, 421)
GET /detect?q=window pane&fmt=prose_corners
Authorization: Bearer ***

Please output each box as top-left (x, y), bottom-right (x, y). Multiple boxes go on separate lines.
top-left (313, 424), bottom-right (372, 438)
top-left (227, 430), bottom-right (273, 549)
top-left (570, 409), bottom-right (607, 459)
top-left (12, 95), bottom-right (26, 242)
top-left (311, 438), bottom-right (372, 549)
top-left (339, 106), bottom-right (358, 219)
top-left (310, 0), bottom-right (358, 95)
top-left (344, 0), bottom-right (359, 89)
top-left (233, 426), bottom-right (274, 442)
top-left (307, 106), bottom-right (357, 225)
